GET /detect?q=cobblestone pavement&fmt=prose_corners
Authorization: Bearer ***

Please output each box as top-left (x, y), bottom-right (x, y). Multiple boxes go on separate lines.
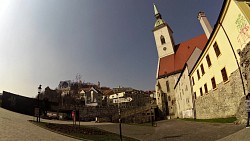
top-left (89, 120), bottom-right (247, 141)
top-left (0, 108), bottom-right (80, 141)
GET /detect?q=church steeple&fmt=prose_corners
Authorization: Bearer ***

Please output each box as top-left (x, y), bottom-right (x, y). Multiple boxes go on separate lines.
top-left (153, 3), bottom-right (165, 28)
top-left (152, 3), bottom-right (175, 58)
top-left (153, 3), bottom-right (162, 19)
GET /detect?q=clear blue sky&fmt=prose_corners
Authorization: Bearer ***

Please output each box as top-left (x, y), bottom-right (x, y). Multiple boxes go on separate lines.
top-left (0, 0), bottom-right (224, 97)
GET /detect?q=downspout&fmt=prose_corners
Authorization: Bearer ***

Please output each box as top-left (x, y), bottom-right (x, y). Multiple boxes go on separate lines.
top-left (219, 22), bottom-right (246, 96)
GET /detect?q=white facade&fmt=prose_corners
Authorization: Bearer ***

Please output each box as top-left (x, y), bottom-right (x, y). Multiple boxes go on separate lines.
top-left (175, 67), bottom-right (193, 118)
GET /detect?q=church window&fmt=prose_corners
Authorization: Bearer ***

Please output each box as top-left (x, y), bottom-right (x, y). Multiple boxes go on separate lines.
top-left (200, 87), bottom-right (203, 96)
top-left (160, 35), bottom-right (166, 45)
top-left (213, 42), bottom-right (221, 57)
top-left (206, 54), bottom-right (212, 67)
top-left (201, 64), bottom-right (205, 75)
top-left (204, 83), bottom-right (208, 93)
top-left (194, 92), bottom-right (197, 99)
top-left (166, 81), bottom-right (170, 92)
top-left (211, 77), bottom-right (216, 89)
top-left (197, 70), bottom-right (201, 80)
top-left (221, 67), bottom-right (228, 82)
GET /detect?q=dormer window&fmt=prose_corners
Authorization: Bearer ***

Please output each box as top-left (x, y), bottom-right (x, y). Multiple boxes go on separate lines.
top-left (160, 35), bottom-right (166, 45)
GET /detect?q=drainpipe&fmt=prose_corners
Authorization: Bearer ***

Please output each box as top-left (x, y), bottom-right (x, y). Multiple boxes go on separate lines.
top-left (218, 22), bottom-right (246, 96)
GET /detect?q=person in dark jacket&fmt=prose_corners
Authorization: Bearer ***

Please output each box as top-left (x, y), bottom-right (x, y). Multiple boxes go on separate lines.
top-left (246, 93), bottom-right (250, 128)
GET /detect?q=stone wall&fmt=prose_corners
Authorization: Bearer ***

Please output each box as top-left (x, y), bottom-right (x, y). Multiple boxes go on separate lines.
top-left (1, 91), bottom-right (37, 116)
top-left (195, 69), bottom-right (244, 119)
top-left (239, 43), bottom-right (250, 93)
top-left (157, 73), bottom-right (180, 119)
top-left (235, 42), bottom-right (250, 124)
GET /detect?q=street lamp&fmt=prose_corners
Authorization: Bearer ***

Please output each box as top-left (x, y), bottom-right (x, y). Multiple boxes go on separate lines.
top-left (116, 92), bottom-right (122, 141)
top-left (38, 85), bottom-right (42, 122)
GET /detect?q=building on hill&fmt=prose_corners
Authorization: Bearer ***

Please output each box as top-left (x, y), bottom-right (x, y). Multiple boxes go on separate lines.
top-left (153, 3), bottom-right (208, 119)
top-left (80, 87), bottom-right (103, 107)
top-left (113, 87), bottom-right (134, 93)
top-left (58, 80), bottom-right (71, 96)
top-left (153, 0), bottom-right (250, 119)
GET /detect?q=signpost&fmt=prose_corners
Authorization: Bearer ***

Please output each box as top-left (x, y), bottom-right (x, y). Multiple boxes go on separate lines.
top-left (34, 108), bottom-right (39, 117)
top-left (113, 97), bottom-right (133, 103)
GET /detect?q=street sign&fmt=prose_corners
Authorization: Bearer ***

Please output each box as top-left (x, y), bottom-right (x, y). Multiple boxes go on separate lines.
top-left (34, 108), bottom-right (39, 117)
top-left (113, 97), bottom-right (133, 103)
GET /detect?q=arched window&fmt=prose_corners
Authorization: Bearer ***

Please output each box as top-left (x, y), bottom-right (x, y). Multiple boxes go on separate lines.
top-left (160, 35), bottom-right (166, 44)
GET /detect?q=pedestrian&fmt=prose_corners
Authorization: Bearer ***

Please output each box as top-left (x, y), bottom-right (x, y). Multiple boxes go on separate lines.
top-left (246, 93), bottom-right (250, 128)
top-left (72, 110), bottom-right (75, 125)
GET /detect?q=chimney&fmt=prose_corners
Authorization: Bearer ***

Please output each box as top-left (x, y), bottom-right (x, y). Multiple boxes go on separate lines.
top-left (197, 12), bottom-right (212, 39)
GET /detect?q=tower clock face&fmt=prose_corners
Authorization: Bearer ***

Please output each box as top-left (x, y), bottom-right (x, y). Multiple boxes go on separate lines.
top-left (163, 47), bottom-right (167, 51)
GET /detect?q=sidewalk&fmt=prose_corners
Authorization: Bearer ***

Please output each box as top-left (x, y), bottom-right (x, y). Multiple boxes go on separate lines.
top-left (0, 107), bottom-right (79, 141)
top-left (217, 128), bottom-right (250, 141)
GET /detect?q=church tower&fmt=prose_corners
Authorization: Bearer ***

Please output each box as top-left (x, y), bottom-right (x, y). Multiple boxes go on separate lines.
top-left (153, 3), bottom-right (175, 59)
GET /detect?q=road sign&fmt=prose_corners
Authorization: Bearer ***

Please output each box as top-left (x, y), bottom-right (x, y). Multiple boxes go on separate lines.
top-left (113, 97), bottom-right (133, 103)
top-left (34, 108), bottom-right (39, 117)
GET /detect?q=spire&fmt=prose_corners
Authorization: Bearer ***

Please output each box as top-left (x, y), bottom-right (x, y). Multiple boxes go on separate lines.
top-left (153, 3), bottom-right (159, 15)
top-left (153, 3), bottom-right (162, 19)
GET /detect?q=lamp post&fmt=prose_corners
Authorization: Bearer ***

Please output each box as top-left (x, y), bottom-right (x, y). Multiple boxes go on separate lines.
top-left (117, 92), bottom-right (122, 141)
top-left (38, 85), bottom-right (42, 122)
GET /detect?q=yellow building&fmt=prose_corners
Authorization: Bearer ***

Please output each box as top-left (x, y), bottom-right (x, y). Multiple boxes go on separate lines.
top-left (153, 0), bottom-right (250, 119)
top-left (190, 0), bottom-right (250, 119)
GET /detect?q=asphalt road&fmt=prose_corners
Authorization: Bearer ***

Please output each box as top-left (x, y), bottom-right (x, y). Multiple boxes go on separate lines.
top-left (89, 119), bottom-right (246, 141)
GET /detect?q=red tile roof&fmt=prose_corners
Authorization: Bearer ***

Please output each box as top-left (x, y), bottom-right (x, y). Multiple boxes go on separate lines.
top-left (158, 34), bottom-right (207, 78)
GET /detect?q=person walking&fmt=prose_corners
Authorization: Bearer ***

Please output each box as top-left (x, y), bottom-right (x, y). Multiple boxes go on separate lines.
top-left (246, 93), bottom-right (250, 128)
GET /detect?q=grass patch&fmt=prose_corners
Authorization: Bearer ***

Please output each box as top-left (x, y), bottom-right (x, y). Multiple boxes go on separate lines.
top-left (30, 120), bottom-right (139, 141)
top-left (180, 117), bottom-right (237, 123)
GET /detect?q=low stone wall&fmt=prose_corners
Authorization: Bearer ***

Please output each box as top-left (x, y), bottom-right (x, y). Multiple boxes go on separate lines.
top-left (195, 69), bottom-right (244, 119)
top-left (1, 91), bottom-right (37, 116)
top-left (56, 105), bottom-right (153, 123)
